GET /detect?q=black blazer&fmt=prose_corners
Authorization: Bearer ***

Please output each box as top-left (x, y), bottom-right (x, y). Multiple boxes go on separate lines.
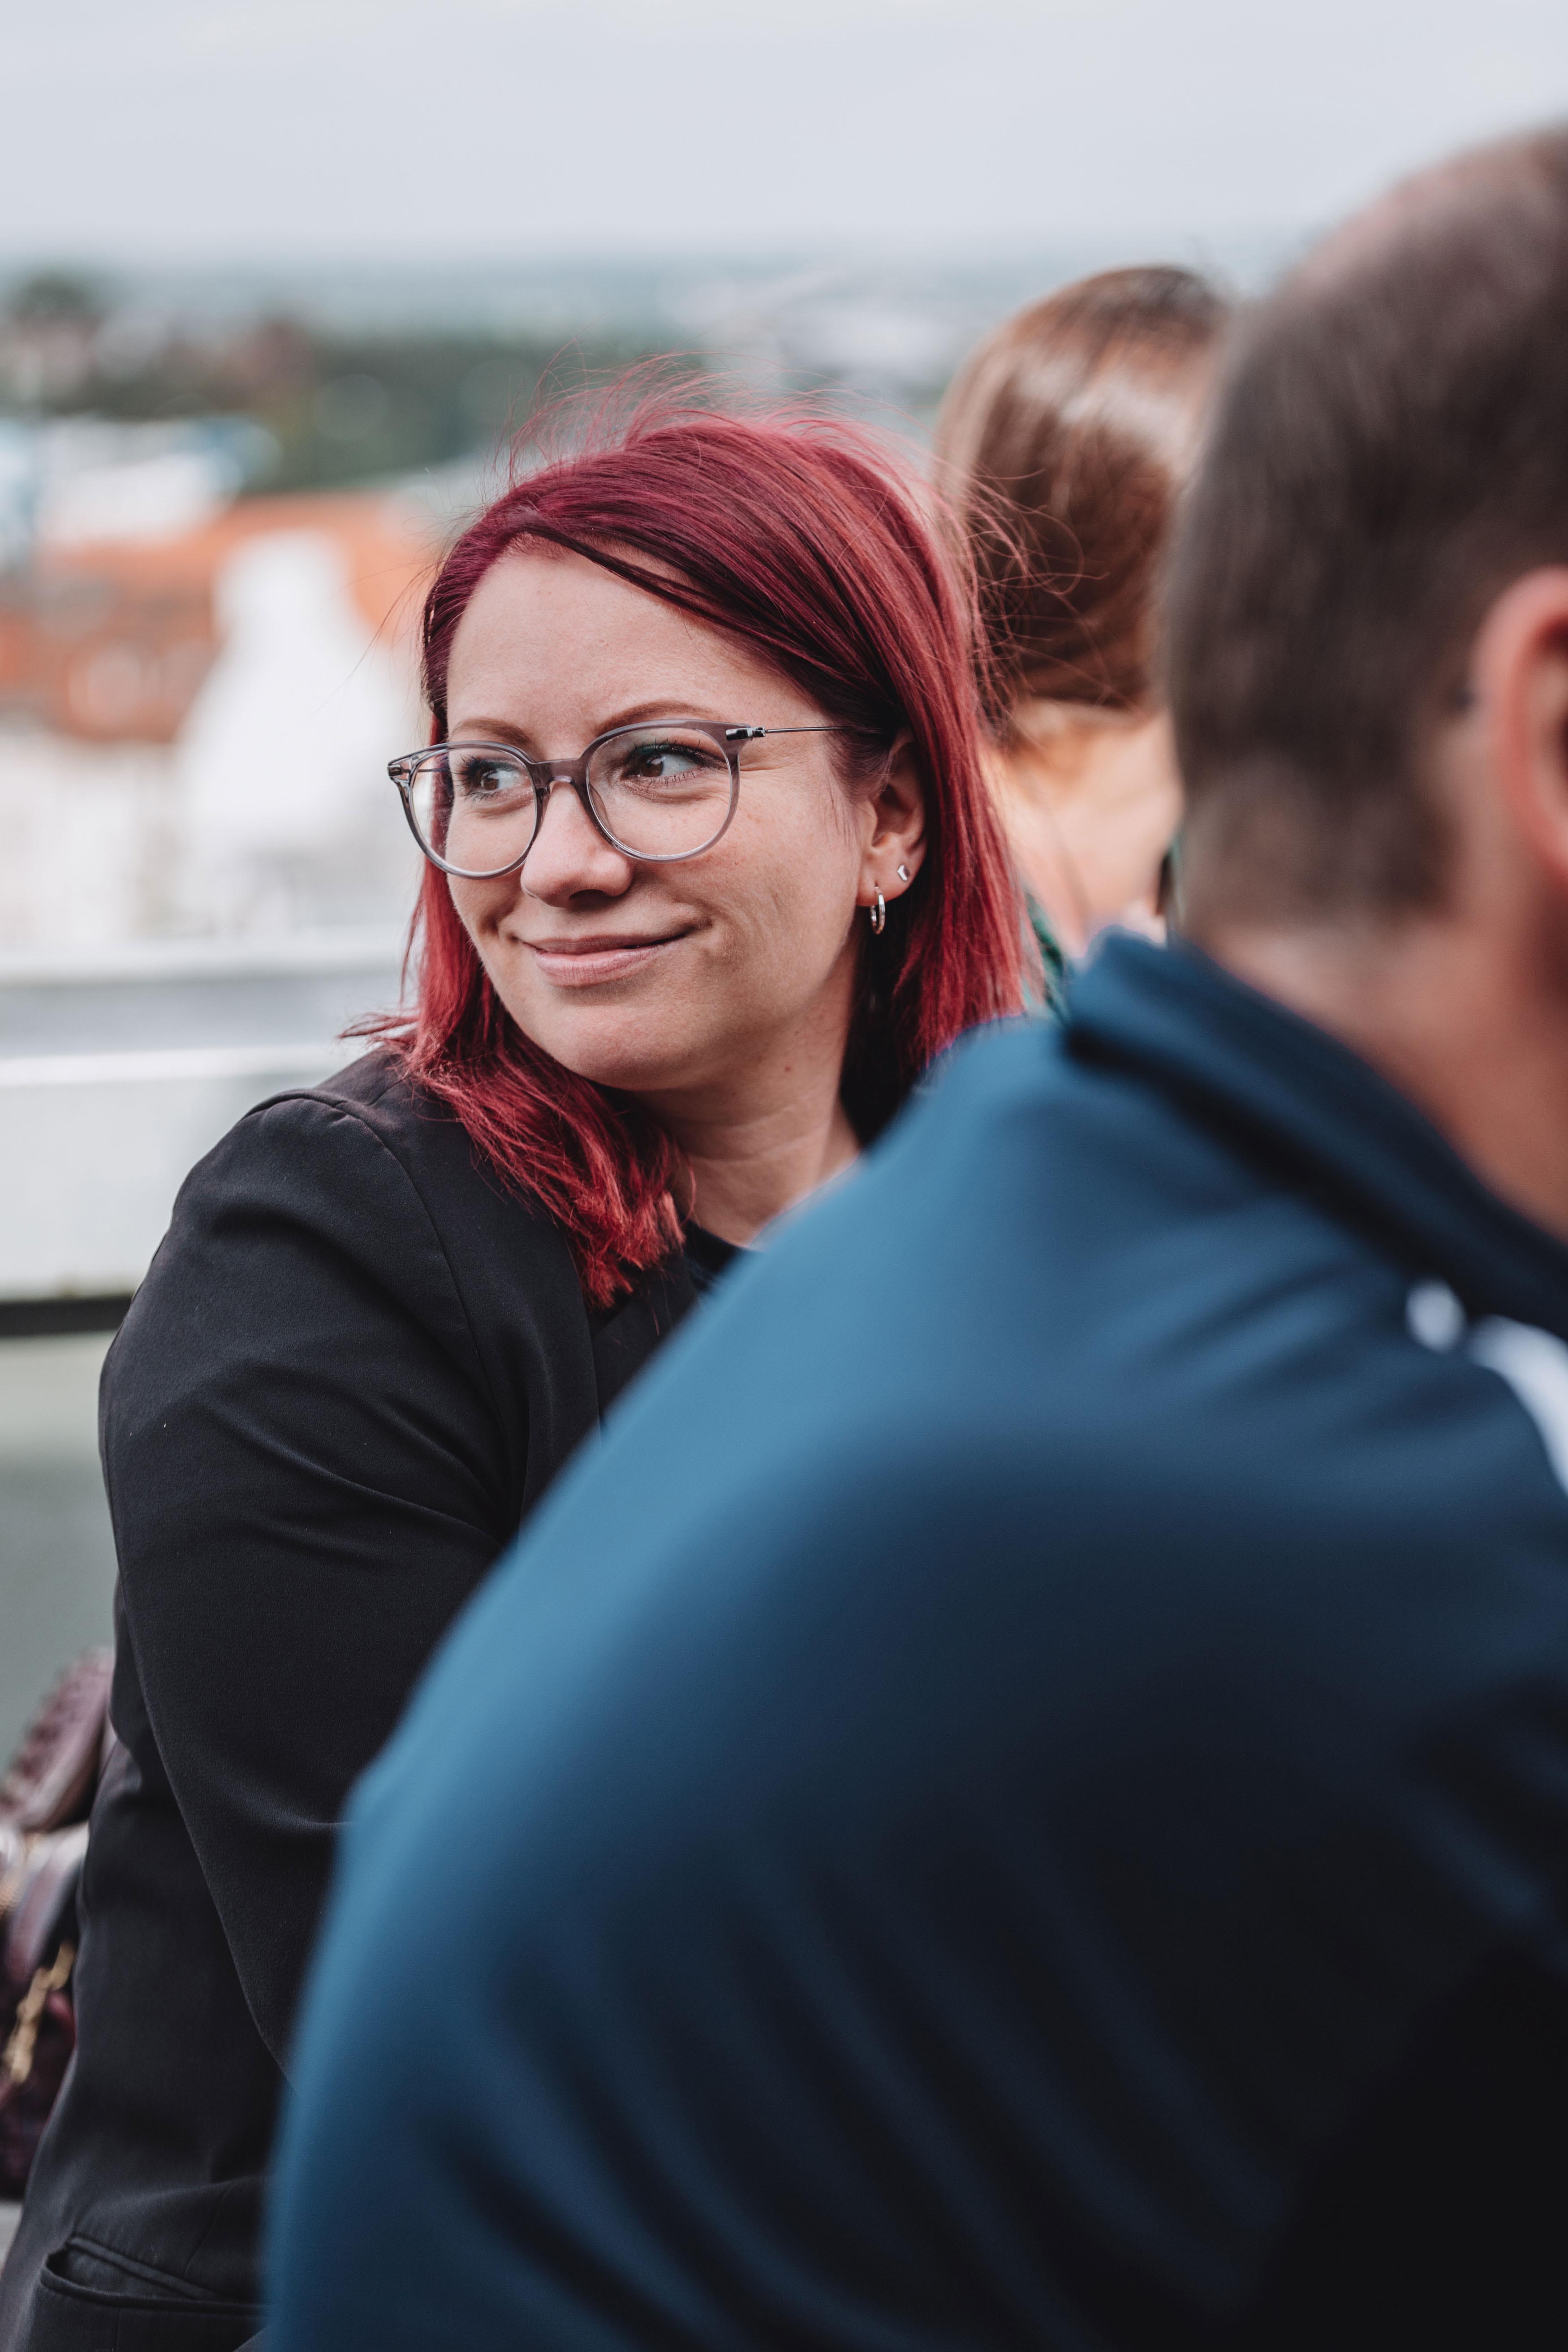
top-left (0, 1050), bottom-right (695, 2352)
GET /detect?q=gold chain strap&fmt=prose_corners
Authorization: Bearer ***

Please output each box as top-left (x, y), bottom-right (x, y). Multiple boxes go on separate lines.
top-left (3, 1942), bottom-right (75, 2089)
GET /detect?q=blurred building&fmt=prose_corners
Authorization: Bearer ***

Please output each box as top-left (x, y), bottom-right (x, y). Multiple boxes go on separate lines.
top-left (0, 442), bottom-right (436, 952)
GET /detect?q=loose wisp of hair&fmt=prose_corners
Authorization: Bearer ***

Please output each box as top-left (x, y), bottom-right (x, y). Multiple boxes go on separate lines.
top-left (369, 379), bottom-right (1025, 1307)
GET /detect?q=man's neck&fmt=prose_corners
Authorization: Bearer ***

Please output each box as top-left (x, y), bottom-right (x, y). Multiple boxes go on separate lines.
top-left (1200, 913), bottom-right (1568, 1244)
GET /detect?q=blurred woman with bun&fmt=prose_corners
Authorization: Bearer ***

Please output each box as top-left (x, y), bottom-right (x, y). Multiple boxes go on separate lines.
top-left (935, 265), bottom-right (1230, 976)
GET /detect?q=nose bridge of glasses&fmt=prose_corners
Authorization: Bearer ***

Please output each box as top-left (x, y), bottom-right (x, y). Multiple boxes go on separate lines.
top-left (532, 755), bottom-right (587, 788)
top-left (532, 757), bottom-right (602, 830)
top-left (524, 756), bottom-right (626, 867)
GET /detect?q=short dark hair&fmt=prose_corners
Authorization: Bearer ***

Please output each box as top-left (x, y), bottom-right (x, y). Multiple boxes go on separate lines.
top-left (934, 266), bottom-right (1228, 720)
top-left (1168, 127), bottom-right (1568, 922)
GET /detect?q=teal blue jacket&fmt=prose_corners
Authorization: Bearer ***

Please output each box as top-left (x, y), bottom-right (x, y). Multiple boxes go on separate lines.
top-left (269, 939), bottom-right (1568, 2350)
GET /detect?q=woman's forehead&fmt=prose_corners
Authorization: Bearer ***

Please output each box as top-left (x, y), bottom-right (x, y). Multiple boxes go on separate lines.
top-left (447, 545), bottom-right (793, 718)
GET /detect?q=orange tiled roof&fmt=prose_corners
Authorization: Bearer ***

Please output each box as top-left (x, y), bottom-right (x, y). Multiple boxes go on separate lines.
top-left (0, 488), bottom-right (442, 745)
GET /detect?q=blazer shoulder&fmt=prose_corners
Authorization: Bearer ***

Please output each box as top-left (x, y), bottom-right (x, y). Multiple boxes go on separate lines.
top-left (156, 1046), bottom-right (573, 1331)
top-left (223, 1048), bottom-right (534, 1245)
top-left (270, 1043), bottom-right (453, 1154)
top-left (211, 1047), bottom-right (600, 1387)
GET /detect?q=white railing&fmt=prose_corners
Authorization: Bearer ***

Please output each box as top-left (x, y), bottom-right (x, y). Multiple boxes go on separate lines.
top-left (0, 932), bottom-right (404, 1304)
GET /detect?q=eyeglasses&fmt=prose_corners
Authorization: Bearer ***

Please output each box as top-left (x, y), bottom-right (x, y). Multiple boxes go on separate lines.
top-left (389, 719), bottom-right (840, 878)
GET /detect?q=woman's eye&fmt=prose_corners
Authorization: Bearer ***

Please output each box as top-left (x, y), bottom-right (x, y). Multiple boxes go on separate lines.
top-left (455, 758), bottom-right (521, 799)
top-left (624, 741), bottom-right (715, 783)
top-left (635, 746), bottom-right (697, 778)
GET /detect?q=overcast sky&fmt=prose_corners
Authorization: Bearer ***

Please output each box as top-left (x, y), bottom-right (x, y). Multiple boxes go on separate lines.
top-left (5, 0), bottom-right (1567, 263)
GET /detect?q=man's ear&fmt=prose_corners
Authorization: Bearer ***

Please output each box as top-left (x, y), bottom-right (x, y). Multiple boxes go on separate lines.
top-left (857, 732), bottom-right (928, 911)
top-left (1474, 567), bottom-right (1568, 894)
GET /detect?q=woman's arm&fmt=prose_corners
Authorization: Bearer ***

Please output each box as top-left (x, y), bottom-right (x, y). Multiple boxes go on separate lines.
top-left (102, 1086), bottom-right (521, 2067)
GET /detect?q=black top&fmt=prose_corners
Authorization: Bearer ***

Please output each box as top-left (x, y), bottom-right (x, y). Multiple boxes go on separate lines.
top-left (682, 1222), bottom-right (746, 1299)
top-left (267, 941), bottom-right (1568, 2352)
top-left (0, 1049), bottom-right (698, 2351)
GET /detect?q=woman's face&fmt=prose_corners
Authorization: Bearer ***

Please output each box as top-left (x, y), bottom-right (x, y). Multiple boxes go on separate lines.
top-left (441, 546), bottom-right (921, 1105)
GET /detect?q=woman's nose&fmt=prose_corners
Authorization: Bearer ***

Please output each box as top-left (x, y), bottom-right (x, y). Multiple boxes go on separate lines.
top-left (521, 780), bottom-right (635, 903)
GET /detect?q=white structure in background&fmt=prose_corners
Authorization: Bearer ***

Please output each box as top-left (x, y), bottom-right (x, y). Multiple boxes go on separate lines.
top-left (0, 416), bottom-right (256, 566)
top-left (0, 738), bottom-right (177, 953)
top-left (0, 430), bottom-right (431, 1304)
top-left (0, 1034), bottom-right (343, 1301)
top-left (177, 530), bottom-right (421, 934)
top-left (38, 433), bottom-right (241, 548)
top-left (0, 424), bottom-right (431, 953)
top-left (0, 933), bottom-right (403, 1303)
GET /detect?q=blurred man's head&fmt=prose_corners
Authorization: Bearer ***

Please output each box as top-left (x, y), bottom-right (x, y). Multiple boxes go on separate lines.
top-left (1169, 126), bottom-right (1568, 938)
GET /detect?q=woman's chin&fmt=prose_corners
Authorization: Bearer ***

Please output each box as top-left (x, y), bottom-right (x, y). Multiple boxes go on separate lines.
top-left (518, 1020), bottom-right (702, 1099)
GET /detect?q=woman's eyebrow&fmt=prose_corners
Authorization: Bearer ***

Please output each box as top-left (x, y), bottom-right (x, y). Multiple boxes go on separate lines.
top-left (444, 716), bottom-right (534, 749)
top-left (445, 700), bottom-right (724, 750)
top-left (596, 698), bottom-right (724, 734)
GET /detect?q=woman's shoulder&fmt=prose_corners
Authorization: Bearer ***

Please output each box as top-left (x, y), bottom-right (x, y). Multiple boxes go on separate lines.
top-left (159, 1048), bottom-right (422, 1232)
top-left (113, 1048), bottom-right (597, 1447)
top-left (159, 1044), bottom-right (578, 1325)
top-left (202, 1046), bottom-right (491, 1216)
top-left (259, 1042), bottom-right (445, 1151)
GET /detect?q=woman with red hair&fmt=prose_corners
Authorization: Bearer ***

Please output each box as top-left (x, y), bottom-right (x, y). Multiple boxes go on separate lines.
top-left (0, 399), bottom-right (1022, 2352)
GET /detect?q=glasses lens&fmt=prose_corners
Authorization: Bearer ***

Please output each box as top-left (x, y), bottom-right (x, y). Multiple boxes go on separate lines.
top-left (586, 725), bottom-right (735, 858)
top-left (408, 747), bottom-right (537, 875)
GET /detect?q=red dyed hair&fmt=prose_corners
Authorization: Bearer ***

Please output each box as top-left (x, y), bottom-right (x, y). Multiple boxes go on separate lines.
top-left (379, 390), bottom-right (1024, 1307)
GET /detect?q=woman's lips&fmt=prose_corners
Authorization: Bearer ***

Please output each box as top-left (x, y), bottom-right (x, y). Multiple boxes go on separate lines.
top-left (524, 932), bottom-right (688, 986)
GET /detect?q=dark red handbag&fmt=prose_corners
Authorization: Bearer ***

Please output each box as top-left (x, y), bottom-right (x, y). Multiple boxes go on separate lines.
top-left (0, 1651), bottom-right (114, 2200)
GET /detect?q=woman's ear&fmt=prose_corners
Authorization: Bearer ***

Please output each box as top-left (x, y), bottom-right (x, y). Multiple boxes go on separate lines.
top-left (857, 732), bottom-right (928, 910)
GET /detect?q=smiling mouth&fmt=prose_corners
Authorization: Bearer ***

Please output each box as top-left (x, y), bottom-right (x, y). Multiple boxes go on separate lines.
top-left (523, 930), bottom-right (690, 984)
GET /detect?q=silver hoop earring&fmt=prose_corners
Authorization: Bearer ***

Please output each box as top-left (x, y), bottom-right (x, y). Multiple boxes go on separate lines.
top-left (868, 889), bottom-right (887, 936)
top-left (896, 864), bottom-right (911, 883)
